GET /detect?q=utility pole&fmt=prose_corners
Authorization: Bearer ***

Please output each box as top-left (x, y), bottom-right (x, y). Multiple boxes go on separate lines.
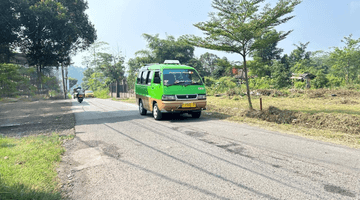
top-left (61, 64), bottom-right (66, 99)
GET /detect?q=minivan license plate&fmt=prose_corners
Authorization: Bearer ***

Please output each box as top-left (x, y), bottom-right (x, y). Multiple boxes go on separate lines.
top-left (182, 103), bottom-right (196, 108)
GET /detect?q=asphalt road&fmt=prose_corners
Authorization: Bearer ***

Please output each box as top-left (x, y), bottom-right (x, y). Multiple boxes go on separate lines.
top-left (67, 98), bottom-right (360, 200)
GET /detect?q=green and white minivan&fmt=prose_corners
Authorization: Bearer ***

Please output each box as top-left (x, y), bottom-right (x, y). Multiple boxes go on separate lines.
top-left (135, 60), bottom-right (207, 120)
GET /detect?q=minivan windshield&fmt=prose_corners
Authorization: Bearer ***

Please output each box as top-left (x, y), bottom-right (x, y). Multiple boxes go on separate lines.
top-left (163, 69), bottom-right (202, 86)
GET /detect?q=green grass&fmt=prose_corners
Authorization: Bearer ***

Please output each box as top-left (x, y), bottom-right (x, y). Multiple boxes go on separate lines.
top-left (0, 133), bottom-right (74, 200)
top-left (114, 97), bottom-right (136, 104)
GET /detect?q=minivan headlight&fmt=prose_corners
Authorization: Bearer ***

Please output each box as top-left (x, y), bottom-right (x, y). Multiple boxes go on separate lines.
top-left (198, 94), bottom-right (206, 100)
top-left (162, 95), bottom-right (176, 101)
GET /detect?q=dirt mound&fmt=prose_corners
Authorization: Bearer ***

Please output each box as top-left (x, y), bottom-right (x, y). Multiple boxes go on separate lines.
top-left (306, 89), bottom-right (360, 98)
top-left (306, 89), bottom-right (327, 98)
top-left (294, 112), bottom-right (360, 134)
top-left (245, 106), bottom-right (296, 124)
top-left (244, 106), bottom-right (360, 135)
top-left (255, 89), bottom-right (287, 97)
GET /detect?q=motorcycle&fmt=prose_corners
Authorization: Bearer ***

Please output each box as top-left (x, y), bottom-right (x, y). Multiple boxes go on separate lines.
top-left (77, 93), bottom-right (84, 103)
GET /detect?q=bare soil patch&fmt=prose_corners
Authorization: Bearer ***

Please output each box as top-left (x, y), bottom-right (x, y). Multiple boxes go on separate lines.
top-left (0, 97), bottom-right (75, 137)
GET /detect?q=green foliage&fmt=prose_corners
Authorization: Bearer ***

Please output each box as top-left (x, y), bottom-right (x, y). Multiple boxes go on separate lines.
top-left (294, 81), bottom-right (306, 89)
top-left (272, 60), bottom-right (291, 89)
top-left (289, 42), bottom-right (311, 64)
top-left (328, 34), bottom-right (360, 84)
top-left (204, 76), bottom-right (216, 87)
top-left (81, 68), bottom-right (95, 89)
top-left (139, 34), bottom-right (194, 64)
top-left (210, 76), bottom-right (239, 94)
top-left (326, 74), bottom-right (345, 88)
top-left (199, 52), bottom-right (219, 76)
top-left (182, 0), bottom-right (302, 109)
top-left (248, 58), bottom-right (272, 78)
top-left (212, 57), bottom-right (233, 78)
top-left (249, 76), bottom-right (274, 89)
top-left (94, 88), bottom-right (110, 99)
top-left (311, 70), bottom-right (329, 89)
top-left (0, 64), bottom-right (25, 97)
top-left (16, 0), bottom-right (96, 68)
top-left (187, 58), bottom-right (207, 78)
top-left (96, 52), bottom-right (125, 84)
top-left (87, 72), bottom-right (109, 91)
top-left (68, 77), bottom-right (78, 90)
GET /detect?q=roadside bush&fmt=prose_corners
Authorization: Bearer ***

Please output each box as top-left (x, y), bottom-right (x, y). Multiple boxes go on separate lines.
top-left (204, 76), bottom-right (216, 87)
top-left (0, 64), bottom-right (24, 97)
top-left (327, 74), bottom-right (345, 88)
top-left (294, 81), bottom-right (306, 89)
top-left (249, 76), bottom-right (273, 89)
top-left (311, 71), bottom-right (329, 89)
top-left (94, 88), bottom-right (110, 99)
top-left (212, 76), bottom-right (237, 94)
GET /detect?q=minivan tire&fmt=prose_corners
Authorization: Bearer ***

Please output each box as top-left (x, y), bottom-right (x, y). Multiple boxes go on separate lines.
top-left (139, 100), bottom-right (147, 115)
top-left (153, 103), bottom-right (162, 120)
top-left (191, 111), bottom-right (201, 118)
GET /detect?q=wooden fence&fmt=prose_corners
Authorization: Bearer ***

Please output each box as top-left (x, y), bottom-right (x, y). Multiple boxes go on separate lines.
top-left (109, 80), bottom-right (135, 99)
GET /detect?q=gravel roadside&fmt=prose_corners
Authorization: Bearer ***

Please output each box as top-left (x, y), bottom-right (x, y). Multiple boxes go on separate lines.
top-left (0, 97), bottom-right (76, 199)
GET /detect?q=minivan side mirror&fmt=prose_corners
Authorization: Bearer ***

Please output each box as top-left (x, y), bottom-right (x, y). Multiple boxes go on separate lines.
top-left (154, 77), bottom-right (161, 84)
top-left (202, 77), bottom-right (205, 84)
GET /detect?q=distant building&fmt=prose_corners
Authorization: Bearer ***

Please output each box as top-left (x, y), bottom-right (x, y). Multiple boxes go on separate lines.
top-left (290, 73), bottom-right (316, 88)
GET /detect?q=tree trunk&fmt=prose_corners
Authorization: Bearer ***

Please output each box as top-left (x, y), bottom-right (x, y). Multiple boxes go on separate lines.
top-left (65, 66), bottom-right (68, 94)
top-left (39, 65), bottom-right (42, 91)
top-left (243, 55), bottom-right (253, 110)
top-left (116, 80), bottom-right (119, 98)
top-left (61, 64), bottom-right (66, 99)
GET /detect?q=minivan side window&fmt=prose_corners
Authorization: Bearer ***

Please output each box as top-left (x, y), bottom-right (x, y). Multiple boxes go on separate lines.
top-left (154, 71), bottom-right (160, 81)
top-left (146, 71), bottom-right (153, 85)
top-left (137, 71), bottom-right (143, 84)
top-left (141, 70), bottom-right (148, 84)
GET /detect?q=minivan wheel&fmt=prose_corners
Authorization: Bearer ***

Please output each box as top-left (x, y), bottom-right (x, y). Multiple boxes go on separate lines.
top-left (191, 111), bottom-right (201, 118)
top-left (153, 103), bottom-right (162, 120)
top-left (139, 100), bottom-right (147, 115)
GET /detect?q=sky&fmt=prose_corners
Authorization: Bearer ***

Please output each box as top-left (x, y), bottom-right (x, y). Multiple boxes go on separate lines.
top-left (71, 0), bottom-right (360, 68)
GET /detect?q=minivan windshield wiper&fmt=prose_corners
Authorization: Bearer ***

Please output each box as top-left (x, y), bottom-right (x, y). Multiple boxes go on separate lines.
top-left (165, 81), bottom-right (185, 87)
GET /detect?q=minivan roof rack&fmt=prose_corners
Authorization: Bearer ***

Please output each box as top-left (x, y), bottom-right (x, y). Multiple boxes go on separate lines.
top-left (164, 60), bottom-right (180, 65)
top-left (145, 63), bottom-right (159, 66)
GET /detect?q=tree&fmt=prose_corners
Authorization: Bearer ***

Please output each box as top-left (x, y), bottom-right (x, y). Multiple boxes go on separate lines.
top-left (0, 0), bottom-right (19, 62)
top-left (81, 67), bottom-right (95, 89)
top-left (212, 57), bottom-right (233, 78)
top-left (329, 35), bottom-right (360, 84)
top-left (252, 30), bottom-right (283, 63)
top-left (137, 34), bottom-right (195, 64)
top-left (68, 77), bottom-right (78, 90)
top-left (272, 60), bottom-right (291, 88)
top-left (16, 0), bottom-right (96, 96)
top-left (127, 56), bottom-right (152, 91)
top-left (182, 0), bottom-right (301, 109)
top-left (199, 52), bottom-right (220, 76)
top-left (82, 41), bottom-right (110, 68)
top-left (96, 52), bottom-right (125, 97)
top-left (250, 29), bottom-right (284, 77)
top-left (87, 72), bottom-right (108, 91)
top-left (289, 42), bottom-right (311, 64)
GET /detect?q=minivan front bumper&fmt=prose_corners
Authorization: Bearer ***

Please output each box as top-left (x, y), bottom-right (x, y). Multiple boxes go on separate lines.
top-left (158, 99), bottom-right (206, 113)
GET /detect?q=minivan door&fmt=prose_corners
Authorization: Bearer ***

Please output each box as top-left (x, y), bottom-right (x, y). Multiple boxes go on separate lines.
top-left (148, 70), bottom-right (162, 110)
